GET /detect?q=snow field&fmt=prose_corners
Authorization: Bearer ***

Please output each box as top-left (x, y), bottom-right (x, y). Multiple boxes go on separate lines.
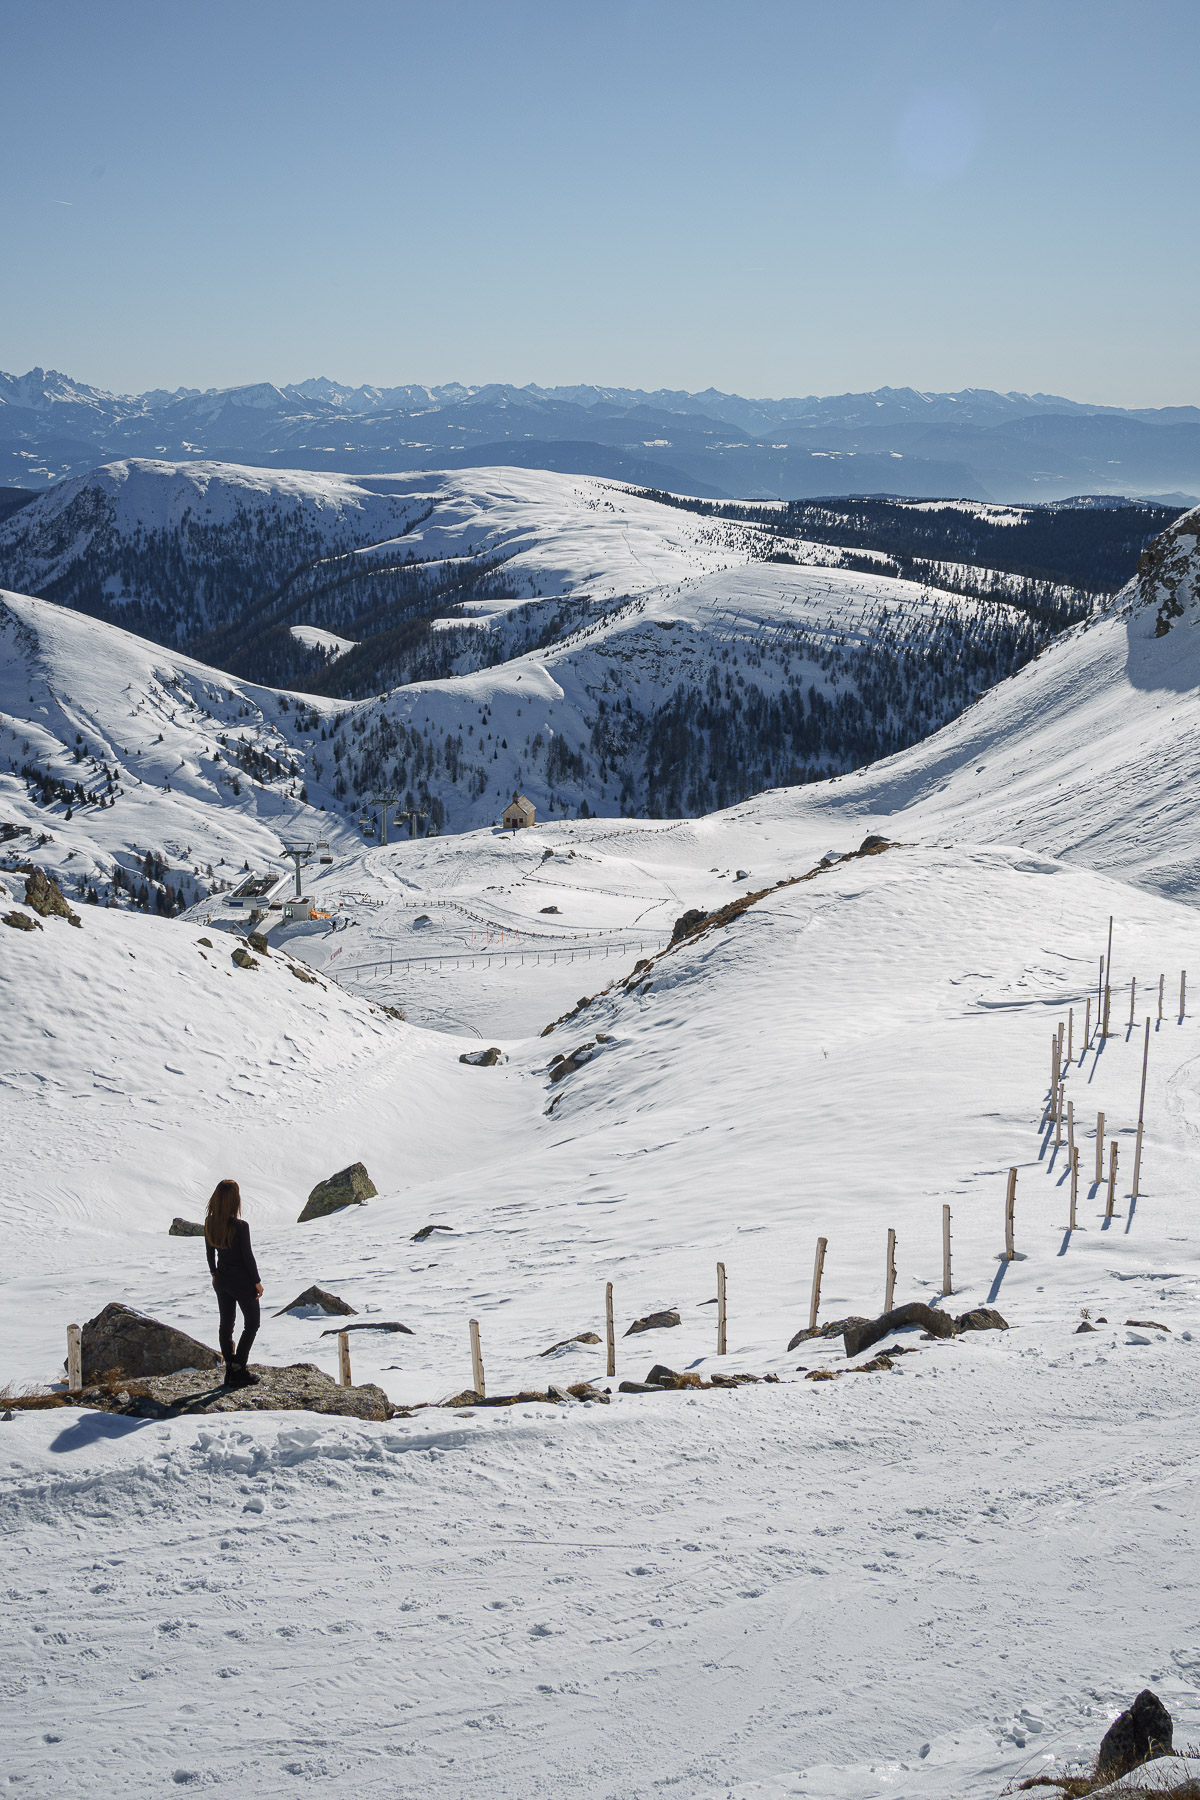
top-left (3, 1326), bottom-right (1199, 1799)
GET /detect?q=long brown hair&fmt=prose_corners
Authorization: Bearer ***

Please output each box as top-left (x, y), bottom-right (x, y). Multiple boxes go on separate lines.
top-left (205, 1179), bottom-right (242, 1249)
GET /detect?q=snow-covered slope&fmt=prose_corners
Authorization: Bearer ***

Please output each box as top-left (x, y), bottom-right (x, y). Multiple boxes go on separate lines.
top-left (0, 588), bottom-right (355, 908)
top-left (0, 459), bottom-right (1053, 870)
top-left (763, 503), bottom-right (1200, 898)
top-left (5, 820), bottom-right (1200, 1797)
top-left (6, 511), bottom-right (1200, 1798)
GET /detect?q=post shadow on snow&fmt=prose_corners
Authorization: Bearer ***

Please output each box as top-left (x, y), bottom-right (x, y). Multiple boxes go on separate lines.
top-left (49, 1411), bottom-right (154, 1453)
top-left (1125, 1196), bottom-right (1139, 1233)
top-left (986, 1255), bottom-right (1023, 1304)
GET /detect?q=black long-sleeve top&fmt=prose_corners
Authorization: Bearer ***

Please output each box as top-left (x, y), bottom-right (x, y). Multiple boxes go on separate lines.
top-left (206, 1219), bottom-right (260, 1293)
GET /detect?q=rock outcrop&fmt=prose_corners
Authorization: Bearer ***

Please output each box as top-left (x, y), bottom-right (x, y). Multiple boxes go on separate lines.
top-left (459, 1047), bottom-right (502, 1066)
top-left (298, 1163), bottom-right (377, 1223)
top-left (168, 1217), bottom-right (206, 1237)
top-left (81, 1302), bottom-right (222, 1384)
top-left (24, 867), bottom-right (81, 925)
top-left (74, 1361), bottom-right (393, 1421)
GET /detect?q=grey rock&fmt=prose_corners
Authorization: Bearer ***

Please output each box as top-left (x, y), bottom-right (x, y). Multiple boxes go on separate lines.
top-left (2, 909), bottom-right (41, 931)
top-left (79, 1361), bottom-right (393, 1421)
top-left (459, 1047), bottom-right (502, 1066)
top-left (645, 1364), bottom-right (680, 1385)
top-left (273, 1285), bottom-right (357, 1317)
top-left (1076, 1321), bottom-right (1097, 1333)
top-left (540, 904), bottom-right (560, 914)
top-left (540, 1331), bottom-right (601, 1356)
top-left (298, 1162), bottom-right (377, 1223)
top-left (546, 1383), bottom-right (572, 1402)
top-left (548, 1043), bottom-right (596, 1082)
top-left (1097, 1689), bottom-right (1173, 1777)
top-left (168, 1217), bottom-right (206, 1237)
top-left (81, 1302), bottom-right (222, 1385)
top-left (231, 946), bottom-right (259, 970)
top-left (955, 1307), bottom-right (1009, 1333)
top-left (858, 834), bottom-right (890, 854)
top-left (566, 1383), bottom-right (610, 1404)
top-left (670, 908), bottom-right (708, 943)
top-left (843, 1303), bottom-right (956, 1360)
top-left (788, 1315), bottom-right (871, 1353)
top-left (412, 1224), bottom-right (454, 1241)
top-left (319, 1321), bottom-right (413, 1335)
top-left (618, 1379), bottom-right (668, 1393)
top-left (625, 1309), bottom-right (681, 1336)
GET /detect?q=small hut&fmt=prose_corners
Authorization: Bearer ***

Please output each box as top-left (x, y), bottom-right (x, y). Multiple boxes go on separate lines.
top-left (502, 792), bottom-right (536, 830)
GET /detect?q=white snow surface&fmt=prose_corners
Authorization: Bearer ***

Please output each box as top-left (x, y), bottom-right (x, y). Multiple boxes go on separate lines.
top-left (288, 625), bottom-right (358, 660)
top-left (4, 506), bottom-right (1200, 1796)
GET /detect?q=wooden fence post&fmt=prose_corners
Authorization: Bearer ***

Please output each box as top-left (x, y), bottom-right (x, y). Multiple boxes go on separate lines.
top-left (337, 1331), bottom-right (352, 1388)
top-left (1106, 1142), bottom-right (1118, 1218)
top-left (1133, 1016), bottom-right (1150, 1197)
top-left (1004, 1168), bottom-right (1017, 1260)
top-left (1095, 1111), bottom-right (1105, 1186)
top-left (716, 1262), bottom-right (727, 1356)
top-left (1158, 974), bottom-right (1164, 1023)
top-left (1181, 970), bottom-right (1187, 1021)
top-left (605, 1282), bottom-right (615, 1378)
top-left (1055, 1081), bottom-right (1063, 1146)
top-left (884, 1229), bottom-right (896, 1313)
top-left (1129, 977), bottom-right (1137, 1030)
top-left (1070, 1147), bottom-right (1079, 1230)
top-left (808, 1237), bottom-right (828, 1332)
top-left (942, 1205), bottom-right (952, 1297)
top-left (1102, 983), bottom-right (1111, 1038)
top-left (469, 1318), bottom-right (485, 1398)
top-left (66, 1323), bottom-right (82, 1394)
top-left (1068, 1006), bottom-right (1074, 1064)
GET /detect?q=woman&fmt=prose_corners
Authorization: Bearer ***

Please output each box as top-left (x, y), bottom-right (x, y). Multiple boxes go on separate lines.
top-left (204, 1179), bottom-right (264, 1387)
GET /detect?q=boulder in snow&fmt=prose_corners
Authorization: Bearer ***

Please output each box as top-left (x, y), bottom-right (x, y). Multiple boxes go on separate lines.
top-left (954, 1307), bottom-right (1009, 1333)
top-left (81, 1301), bottom-right (222, 1384)
top-left (298, 1162), bottom-right (377, 1223)
top-left (842, 1302), bottom-right (956, 1359)
top-left (459, 1047), bottom-right (502, 1066)
top-left (540, 1331), bottom-right (601, 1356)
top-left (1097, 1689), bottom-right (1173, 1779)
top-left (3, 910), bottom-right (41, 931)
top-left (273, 1285), bottom-right (357, 1317)
top-left (625, 1309), bottom-right (681, 1336)
top-left (168, 1217), bottom-right (206, 1237)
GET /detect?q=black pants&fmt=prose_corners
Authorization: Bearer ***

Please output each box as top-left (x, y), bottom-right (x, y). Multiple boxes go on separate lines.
top-left (216, 1288), bottom-right (260, 1367)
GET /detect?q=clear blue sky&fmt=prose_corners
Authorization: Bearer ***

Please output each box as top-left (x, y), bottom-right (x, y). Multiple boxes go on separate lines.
top-left (3, 0), bottom-right (1197, 406)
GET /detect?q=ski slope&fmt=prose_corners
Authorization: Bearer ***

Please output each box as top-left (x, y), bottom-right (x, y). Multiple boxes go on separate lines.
top-left (3, 508), bottom-right (1200, 1798)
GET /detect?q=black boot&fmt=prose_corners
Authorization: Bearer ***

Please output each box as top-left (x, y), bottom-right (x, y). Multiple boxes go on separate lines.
top-left (232, 1363), bottom-right (259, 1387)
top-left (223, 1359), bottom-right (238, 1386)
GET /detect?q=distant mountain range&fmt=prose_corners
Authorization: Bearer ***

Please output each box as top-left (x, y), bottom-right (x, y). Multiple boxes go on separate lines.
top-left (2, 367), bottom-right (1199, 505)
